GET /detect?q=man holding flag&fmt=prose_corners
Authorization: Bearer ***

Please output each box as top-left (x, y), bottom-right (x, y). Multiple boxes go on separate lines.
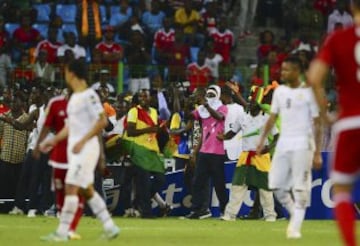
top-left (124, 89), bottom-right (166, 218)
top-left (220, 98), bottom-right (278, 222)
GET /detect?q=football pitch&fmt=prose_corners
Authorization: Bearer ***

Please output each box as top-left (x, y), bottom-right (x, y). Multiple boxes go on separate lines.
top-left (0, 215), bottom-right (358, 246)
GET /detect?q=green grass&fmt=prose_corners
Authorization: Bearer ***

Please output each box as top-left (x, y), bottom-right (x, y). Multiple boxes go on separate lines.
top-left (0, 215), bottom-right (358, 245)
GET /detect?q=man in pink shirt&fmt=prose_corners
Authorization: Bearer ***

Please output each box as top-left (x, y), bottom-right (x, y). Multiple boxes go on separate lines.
top-left (185, 85), bottom-right (228, 219)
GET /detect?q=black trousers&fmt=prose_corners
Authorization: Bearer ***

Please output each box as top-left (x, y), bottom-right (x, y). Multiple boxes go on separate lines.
top-left (175, 157), bottom-right (194, 194)
top-left (14, 151), bottom-right (33, 210)
top-left (119, 165), bottom-right (137, 211)
top-left (28, 153), bottom-right (53, 213)
top-left (0, 160), bottom-right (22, 199)
top-left (191, 152), bottom-right (228, 213)
top-left (133, 165), bottom-right (165, 217)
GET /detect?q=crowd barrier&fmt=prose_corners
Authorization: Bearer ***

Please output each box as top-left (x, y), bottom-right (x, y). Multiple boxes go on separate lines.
top-left (1, 152), bottom-right (359, 219)
top-left (104, 152), bottom-right (360, 219)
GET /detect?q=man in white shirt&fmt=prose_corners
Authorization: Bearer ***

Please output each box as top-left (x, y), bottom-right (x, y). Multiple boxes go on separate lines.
top-left (327, 0), bottom-right (353, 33)
top-left (204, 40), bottom-right (223, 82)
top-left (40, 59), bottom-right (119, 242)
top-left (91, 69), bottom-right (115, 94)
top-left (220, 99), bottom-right (277, 222)
top-left (219, 86), bottom-right (246, 161)
top-left (257, 56), bottom-right (322, 239)
top-left (57, 32), bottom-right (86, 62)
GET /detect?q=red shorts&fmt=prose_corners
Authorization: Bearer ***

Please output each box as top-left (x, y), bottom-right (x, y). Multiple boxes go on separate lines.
top-left (332, 128), bottom-right (360, 184)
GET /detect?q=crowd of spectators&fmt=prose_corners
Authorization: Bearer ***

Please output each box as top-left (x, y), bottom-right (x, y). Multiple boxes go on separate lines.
top-left (0, 0), bottom-right (349, 217)
top-left (0, 1), bottom-right (345, 95)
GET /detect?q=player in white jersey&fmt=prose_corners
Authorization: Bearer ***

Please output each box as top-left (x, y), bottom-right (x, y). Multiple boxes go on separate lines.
top-left (40, 60), bottom-right (119, 242)
top-left (257, 57), bottom-right (322, 239)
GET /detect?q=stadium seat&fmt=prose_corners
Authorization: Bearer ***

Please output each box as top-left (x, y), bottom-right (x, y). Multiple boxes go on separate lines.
top-left (33, 23), bottom-right (49, 39)
top-left (33, 4), bottom-right (52, 22)
top-left (99, 5), bottom-right (108, 24)
top-left (110, 6), bottom-right (120, 17)
top-left (5, 23), bottom-right (20, 37)
top-left (190, 46), bottom-right (200, 63)
top-left (62, 23), bottom-right (78, 37)
top-left (110, 5), bottom-right (132, 19)
top-left (56, 4), bottom-right (77, 23)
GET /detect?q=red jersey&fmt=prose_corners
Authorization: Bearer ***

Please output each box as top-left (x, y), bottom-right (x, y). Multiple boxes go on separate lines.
top-left (258, 44), bottom-right (277, 60)
top-left (95, 41), bottom-right (123, 64)
top-left (153, 28), bottom-right (175, 52)
top-left (43, 95), bottom-right (68, 168)
top-left (13, 27), bottom-right (40, 45)
top-left (316, 26), bottom-right (360, 119)
top-left (210, 29), bottom-right (234, 64)
top-left (187, 62), bottom-right (211, 92)
top-left (0, 104), bottom-right (10, 115)
top-left (168, 43), bottom-right (190, 66)
top-left (0, 30), bottom-right (9, 49)
top-left (13, 68), bottom-right (35, 82)
top-left (313, 0), bottom-right (336, 16)
top-left (34, 39), bottom-right (62, 64)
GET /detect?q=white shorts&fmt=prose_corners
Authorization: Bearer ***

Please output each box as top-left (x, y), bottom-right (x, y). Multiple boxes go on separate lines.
top-left (269, 149), bottom-right (313, 191)
top-left (65, 137), bottom-right (100, 188)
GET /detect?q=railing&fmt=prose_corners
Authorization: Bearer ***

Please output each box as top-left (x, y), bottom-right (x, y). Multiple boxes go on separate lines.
top-left (8, 63), bottom-right (256, 94)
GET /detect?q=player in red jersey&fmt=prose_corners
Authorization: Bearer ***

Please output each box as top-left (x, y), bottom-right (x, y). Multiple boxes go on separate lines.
top-left (308, 1), bottom-right (360, 246)
top-left (95, 26), bottom-right (123, 76)
top-left (210, 17), bottom-right (234, 64)
top-left (32, 93), bottom-right (84, 240)
top-left (34, 27), bottom-right (62, 64)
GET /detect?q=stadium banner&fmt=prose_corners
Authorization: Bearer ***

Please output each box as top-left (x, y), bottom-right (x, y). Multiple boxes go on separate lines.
top-left (103, 152), bottom-right (360, 219)
top-left (1, 152), bottom-right (358, 219)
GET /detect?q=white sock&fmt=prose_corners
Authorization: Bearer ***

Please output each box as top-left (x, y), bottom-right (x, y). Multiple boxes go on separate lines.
top-left (274, 190), bottom-right (295, 217)
top-left (56, 195), bottom-right (79, 237)
top-left (87, 192), bottom-right (115, 230)
top-left (290, 207), bottom-right (306, 233)
top-left (153, 193), bottom-right (166, 208)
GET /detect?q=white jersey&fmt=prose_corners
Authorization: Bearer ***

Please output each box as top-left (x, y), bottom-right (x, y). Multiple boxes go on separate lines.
top-left (224, 103), bottom-right (246, 160)
top-left (67, 88), bottom-right (104, 144)
top-left (242, 113), bottom-right (277, 151)
top-left (271, 85), bottom-right (319, 151)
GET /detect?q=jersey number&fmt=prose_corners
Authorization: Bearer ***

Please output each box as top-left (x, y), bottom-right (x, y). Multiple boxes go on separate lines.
top-left (286, 98), bottom-right (291, 109)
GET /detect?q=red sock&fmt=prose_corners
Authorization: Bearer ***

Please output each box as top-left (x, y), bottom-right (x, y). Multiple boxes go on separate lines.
top-left (334, 193), bottom-right (356, 246)
top-left (69, 196), bottom-right (84, 232)
top-left (55, 189), bottom-right (65, 212)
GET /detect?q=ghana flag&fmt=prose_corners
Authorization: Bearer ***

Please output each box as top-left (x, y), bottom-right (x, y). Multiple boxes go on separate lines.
top-left (122, 106), bottom-right (165, 173)
top-left (232, 151), bottom-right (271, 190)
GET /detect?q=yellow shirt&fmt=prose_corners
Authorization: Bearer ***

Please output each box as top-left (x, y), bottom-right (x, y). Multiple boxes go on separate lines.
top-left (126, 106), bottom-right (159, 152)
top-left (175, 8), bottom-right (200, 34)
